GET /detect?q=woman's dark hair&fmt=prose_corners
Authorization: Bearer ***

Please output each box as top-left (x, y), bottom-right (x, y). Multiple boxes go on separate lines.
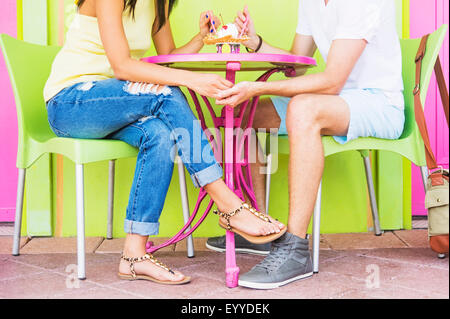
top-left (76, 0), bottom-right (177, 32)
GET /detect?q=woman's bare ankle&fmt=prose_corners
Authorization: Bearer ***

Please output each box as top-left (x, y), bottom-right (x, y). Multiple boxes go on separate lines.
top-left (123, 233), bottom-right (149, 257)
top-left (204, 180), bottom-right (244, 212)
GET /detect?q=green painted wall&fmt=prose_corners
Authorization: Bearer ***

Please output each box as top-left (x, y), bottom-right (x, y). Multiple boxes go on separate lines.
top-left (22, 0), bottom-right (411, 238)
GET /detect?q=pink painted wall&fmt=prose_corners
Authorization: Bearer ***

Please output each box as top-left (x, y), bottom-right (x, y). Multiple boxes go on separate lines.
top-left (410, 0), bottom-right (449, 215)
top-left (0, 0), bottom-right (18, 222)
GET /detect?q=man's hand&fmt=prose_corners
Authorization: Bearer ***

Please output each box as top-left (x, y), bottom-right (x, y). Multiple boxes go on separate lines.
top-left (216, 82), bottom-right (260, 107)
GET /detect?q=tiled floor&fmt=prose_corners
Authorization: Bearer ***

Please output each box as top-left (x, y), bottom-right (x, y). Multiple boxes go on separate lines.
top-left (0, 229), bottom-right (448, 299)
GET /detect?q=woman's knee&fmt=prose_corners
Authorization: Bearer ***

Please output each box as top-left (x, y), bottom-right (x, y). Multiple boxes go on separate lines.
top-left (137, 119), bottom-right (175, 153)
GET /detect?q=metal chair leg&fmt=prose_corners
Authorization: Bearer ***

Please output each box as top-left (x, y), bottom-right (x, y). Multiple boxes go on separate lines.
top-left (177, 157), bottom-right (194, 258)
top-left (312, 181), bottom-right (322, 274)
top-left (75, 164), bottom-right (86, 280)
top-left (12, 169), bottom-right (26, 256)
top-left (265, 153), bottom-right (272, 214)
top-left (107, 160), bottom-right (115, 240)
top-left (362, 155), bottom-right (383, 236)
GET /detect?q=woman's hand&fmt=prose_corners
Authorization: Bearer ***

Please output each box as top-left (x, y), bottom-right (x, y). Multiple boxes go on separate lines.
top-left (199, 11), bottom-right (221, 38)
top-left (187, 73), bottom-right (234, 99)
top-left (216, 81), bottom-right (259, 107)
top-left (235, 6), bottom-right (259, 51)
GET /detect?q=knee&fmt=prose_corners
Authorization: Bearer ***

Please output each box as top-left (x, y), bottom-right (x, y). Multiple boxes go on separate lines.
top-left (286, 95), bottom-right (321, 136)
top-left (139, 120), bottom-right (174, 154)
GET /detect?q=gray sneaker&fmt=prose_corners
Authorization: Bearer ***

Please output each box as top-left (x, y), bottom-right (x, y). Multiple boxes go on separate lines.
top-left (238, 232), bottom-right (313, 289)
top-left (206, 234), bottom-right (271, 256)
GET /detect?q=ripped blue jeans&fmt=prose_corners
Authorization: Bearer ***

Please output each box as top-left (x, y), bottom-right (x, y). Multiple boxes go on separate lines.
top-left (46, 78), bottom-right (223, 236)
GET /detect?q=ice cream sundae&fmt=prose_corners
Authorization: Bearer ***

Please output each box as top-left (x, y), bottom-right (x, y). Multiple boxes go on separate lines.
top-left (203, 22), bottom-right (250, 53)
top-left (203, 23), bottom-right (249, 45)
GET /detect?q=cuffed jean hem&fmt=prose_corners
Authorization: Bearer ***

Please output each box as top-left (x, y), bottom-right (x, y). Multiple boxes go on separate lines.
top-left (124, 219), bottom-right (160, 236)
top-left (190, 163), bottom-right (223, 188)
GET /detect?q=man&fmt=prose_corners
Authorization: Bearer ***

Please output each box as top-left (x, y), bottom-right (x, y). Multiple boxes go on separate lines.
top-left (208, 0), bottom-right (405, 289)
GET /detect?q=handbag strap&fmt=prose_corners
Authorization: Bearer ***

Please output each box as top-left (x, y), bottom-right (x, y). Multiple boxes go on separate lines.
top-left (414, 34), bottom-right (449, 174)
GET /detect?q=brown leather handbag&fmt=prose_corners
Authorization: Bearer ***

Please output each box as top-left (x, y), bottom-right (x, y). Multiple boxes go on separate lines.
top-left (414, 34), bottom-right (449, 257)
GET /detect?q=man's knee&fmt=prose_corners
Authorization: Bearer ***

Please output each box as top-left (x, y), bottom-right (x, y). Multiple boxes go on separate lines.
top-left (286, 95), bottom-right (321, 135)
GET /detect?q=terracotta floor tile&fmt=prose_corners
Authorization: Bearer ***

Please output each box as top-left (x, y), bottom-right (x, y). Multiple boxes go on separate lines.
top-left (74, 256), bottom-right (124, 286)
top-left (1, 230), bottom-right (448, 299)
top-left (358, 248), bottom-right (449, 269)
top-left (340, 285), bottom-right (448, 299)
top-left (10, 253), bottom-right (116, 272)
top-left (393, 230), bottom-right (429, 248)
top-left (1, 248), bottom-right (448, 299)
top-left (0, 236), bottom-right (31, 254)
top-left (20, 237), bottom-right (104, 254)
top-left (110, 274), bottom-right (225, 299)
top-left (0, 256), bottom-right (45, 281)
top-left (323, 232), bottom-right (407, 250)
top-left (0, 271), bottom-right (96, 298)
top-left (319, 249), bottom-right (449, 297)
top-left (269, 271), bottom-right (363, 299)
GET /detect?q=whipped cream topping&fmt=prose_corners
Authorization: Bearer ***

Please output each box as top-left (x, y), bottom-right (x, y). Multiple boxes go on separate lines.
top-left (216, 23), bottom-right (240, 39)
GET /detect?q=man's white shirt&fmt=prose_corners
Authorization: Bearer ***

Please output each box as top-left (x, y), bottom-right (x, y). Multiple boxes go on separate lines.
top-left (297, 0), bottom-right (404, 108)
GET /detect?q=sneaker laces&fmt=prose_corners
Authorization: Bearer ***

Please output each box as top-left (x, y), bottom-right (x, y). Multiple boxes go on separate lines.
top-left (253, 242), bottom-right (293, 273)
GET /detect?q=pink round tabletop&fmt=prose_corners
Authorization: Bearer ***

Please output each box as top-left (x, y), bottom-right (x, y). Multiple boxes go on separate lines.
top-left (141, 53), bottom-right (316, 72)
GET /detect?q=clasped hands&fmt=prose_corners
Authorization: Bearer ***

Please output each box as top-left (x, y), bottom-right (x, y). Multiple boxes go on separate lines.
top-left (215, 81), bottom-right (259, 108)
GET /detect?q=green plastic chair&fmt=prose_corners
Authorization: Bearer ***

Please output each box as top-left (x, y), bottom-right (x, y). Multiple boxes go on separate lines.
top-left (265, 25), bottom-right (448, 273)
top-left (0, 34), bottom-right (195, 280)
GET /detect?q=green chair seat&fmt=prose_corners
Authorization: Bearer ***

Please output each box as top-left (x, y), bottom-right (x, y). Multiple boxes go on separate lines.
top-left (24, 133), bottom-right (138, 168)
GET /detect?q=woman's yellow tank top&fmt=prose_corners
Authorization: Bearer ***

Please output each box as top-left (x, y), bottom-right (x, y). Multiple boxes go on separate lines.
top-left (44, 0), bottom-right (155, 102)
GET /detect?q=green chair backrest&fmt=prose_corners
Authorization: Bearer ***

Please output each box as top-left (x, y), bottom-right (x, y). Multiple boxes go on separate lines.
top-left (0, 34), bottom-right (61, 152)
top-left (399, 24), bottom-right (447, 140)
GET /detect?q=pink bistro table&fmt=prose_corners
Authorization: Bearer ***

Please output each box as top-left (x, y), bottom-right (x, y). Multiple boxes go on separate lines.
top-left (141, 52), bottom-right (316, 288)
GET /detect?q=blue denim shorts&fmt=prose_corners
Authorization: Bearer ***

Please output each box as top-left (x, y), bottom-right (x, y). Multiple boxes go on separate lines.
top-left (271, 88), bottom-right (405, 144)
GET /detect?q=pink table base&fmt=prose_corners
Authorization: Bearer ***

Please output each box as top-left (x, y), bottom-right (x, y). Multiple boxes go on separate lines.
top-left (142, 52), bottom-right (316, 288)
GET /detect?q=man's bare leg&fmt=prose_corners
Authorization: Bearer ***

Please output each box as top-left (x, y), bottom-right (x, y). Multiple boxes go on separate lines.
top-left (238, 93), bottom-right (350, 289)
top-left (241, 94), bottom-right (350, 236)
top-left (285, 94), bottom-right (350, 238)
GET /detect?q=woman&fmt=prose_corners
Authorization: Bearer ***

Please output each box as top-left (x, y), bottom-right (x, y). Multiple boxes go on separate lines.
top-left (44, 0), bottom-right (285, 285)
